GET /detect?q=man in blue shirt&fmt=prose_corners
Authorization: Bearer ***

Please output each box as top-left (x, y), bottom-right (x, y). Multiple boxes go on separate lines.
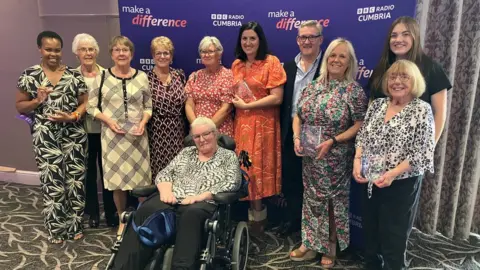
top-left (277, 20), bottom-right (324, 236)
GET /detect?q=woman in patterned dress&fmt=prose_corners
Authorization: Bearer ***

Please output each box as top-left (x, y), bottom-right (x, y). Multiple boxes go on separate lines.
top-left (15, 31), bottom-right (88, 244)
top-left (289, 38), bottom-right (367, 268)
top-left (185, 36), bottom-right (235, 137)
top-left (147, 36), bottom-right (187, 181)
top-left (87, 36), bottom-right (152, 237)
top-left (73, 33), bottom-right (117, 228)
top-left (231, 21), bottom-right (287, 234)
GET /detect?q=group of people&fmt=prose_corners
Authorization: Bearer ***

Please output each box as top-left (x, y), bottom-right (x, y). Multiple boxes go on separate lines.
top-left (15, 15), bottom-right (451, 270)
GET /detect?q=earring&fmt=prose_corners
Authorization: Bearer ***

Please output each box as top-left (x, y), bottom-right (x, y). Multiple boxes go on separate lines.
top-left (170, 60), bottom-right (173, 64)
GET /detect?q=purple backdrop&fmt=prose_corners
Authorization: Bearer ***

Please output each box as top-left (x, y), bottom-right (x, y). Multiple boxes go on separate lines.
top-left (118, 0), bottom-right (416, 249)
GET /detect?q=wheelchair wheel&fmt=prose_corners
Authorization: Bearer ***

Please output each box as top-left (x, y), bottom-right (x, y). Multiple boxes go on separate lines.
top-left (231, 221), bottom-right (249, 270)
top-left (161, 247), bottom-right (174, 270)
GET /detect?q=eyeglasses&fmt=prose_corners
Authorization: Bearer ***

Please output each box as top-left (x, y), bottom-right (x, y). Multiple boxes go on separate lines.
top-left (388, 73), bottom-right (411, 82)
top-left (78, 47), bottom-right (96, 53)
top-left (297, 35), bottom-right (321, 43)
top-left (200, 50), bottom-right (217, 56)
top-left (112, 48), bottom-right (130, 54)
top-left (192, 130), bottom-right (214, 140)
top-left (155, 51), bottom-right (171, 57)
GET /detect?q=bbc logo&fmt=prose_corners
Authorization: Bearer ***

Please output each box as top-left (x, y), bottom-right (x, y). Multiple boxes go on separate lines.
top-left (211, 14), bottom-right (227, 20)
top-left (357, 6), bottom-right (376, 14)
top-left (139, 59), bottom-right (154, 65)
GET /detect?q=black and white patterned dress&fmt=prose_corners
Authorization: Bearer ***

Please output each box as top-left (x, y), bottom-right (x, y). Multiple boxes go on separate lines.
top-left (17, 65), bottom-right (88, 241)
top-left (87, 69), bottom-right (152, 191)
top-left (155, 146), bottom-right (242, 203)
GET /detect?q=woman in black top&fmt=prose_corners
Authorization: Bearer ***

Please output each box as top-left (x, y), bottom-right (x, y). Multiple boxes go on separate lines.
top-left (368, 16), bottom-right (452, 143)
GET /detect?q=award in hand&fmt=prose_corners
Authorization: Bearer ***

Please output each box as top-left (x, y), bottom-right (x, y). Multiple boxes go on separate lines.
top-left (361, 153), bottom-right (386, 199)
top-left (300, 124), bottom-right (322, 157)
top-left (234, 80), bottom-right (256, 103)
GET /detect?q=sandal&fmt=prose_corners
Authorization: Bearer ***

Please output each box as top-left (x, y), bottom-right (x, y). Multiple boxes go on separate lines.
top-left (321, 255), bottom-right (336, 269)
top-left (73, 232), bottom-right (84, 241)
top-left (116, 223), bottom-right (125, 240)
top-left (48, 236), bottom-right (63, 244)
top-left (289, 247), bottom-right (317, 261)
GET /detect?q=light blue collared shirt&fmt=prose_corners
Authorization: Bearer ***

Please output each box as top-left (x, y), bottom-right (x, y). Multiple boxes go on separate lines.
top-left (291, 51), bottom-right (322, 117)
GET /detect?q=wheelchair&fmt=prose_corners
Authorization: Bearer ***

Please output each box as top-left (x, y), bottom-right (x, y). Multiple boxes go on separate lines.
top-left (106, 135), bottom-right (250, 270)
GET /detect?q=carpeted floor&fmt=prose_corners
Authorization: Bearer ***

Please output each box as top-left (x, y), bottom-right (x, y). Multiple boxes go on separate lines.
top-left (0, 181), bottom-right (479, 270)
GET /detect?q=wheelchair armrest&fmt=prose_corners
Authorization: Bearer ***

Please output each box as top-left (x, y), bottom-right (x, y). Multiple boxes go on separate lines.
top-left (213, 192), bottom-right (243, 204)
top-left (130, 185), bottom-right (158, 198)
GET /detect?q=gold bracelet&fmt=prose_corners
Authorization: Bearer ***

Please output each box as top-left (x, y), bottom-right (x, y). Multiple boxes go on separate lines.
top-left (71, 112), bottom-right (80, 122)
top-left (293, 135), bottom-right (300, 141)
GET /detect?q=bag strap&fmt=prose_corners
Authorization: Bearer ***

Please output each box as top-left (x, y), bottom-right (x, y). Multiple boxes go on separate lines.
top-left (131, 210), bottom-right (174, 247)
top-left (97, 70), bottom-right (106, 112)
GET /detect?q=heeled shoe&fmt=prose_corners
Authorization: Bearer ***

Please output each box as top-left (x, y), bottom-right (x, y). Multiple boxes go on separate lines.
top-left (89, 216), bottom-right (100, 228)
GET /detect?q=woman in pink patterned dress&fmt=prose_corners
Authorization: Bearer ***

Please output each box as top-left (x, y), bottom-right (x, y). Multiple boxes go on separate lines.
top-left (185, 36), bottom-right (234, 137)
top-left (147, 36), bottom-right (187, 181)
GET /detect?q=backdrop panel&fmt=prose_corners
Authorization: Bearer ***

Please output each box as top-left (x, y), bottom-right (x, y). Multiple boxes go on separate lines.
top-left (118, 0), bottom-right (416, 249)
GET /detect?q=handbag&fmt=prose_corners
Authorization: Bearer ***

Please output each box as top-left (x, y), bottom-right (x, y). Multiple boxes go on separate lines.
top-left (131, 207), bottom-right (176, 248)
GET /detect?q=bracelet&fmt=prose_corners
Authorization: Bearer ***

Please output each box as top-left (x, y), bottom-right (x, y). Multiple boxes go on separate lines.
top-left (331, 136), bottom-right (338, 146)
top-left (354, 156), bottom-right (362, 160)
top-left (293, 135), bottom-right (300, 142)
top-left (71, 112), bottom-right (80, 122)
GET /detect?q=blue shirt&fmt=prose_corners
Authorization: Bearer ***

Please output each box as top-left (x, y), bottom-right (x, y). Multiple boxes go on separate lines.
top-left (292, 51), bottom-right (322, 117)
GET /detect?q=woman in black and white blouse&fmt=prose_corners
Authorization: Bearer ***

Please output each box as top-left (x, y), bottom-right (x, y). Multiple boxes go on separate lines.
top-left (112, 117), bottom-right (242, 270)
top-left (353, 59), bottom-right (435, 270)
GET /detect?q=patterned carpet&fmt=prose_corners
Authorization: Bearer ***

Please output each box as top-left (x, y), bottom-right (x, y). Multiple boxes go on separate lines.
top-left (0, 181), bottom-right (479, 270)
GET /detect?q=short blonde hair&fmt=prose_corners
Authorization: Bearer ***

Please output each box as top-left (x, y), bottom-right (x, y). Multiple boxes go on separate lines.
top-left (72, 33), bottom-right (100, 55)
top-left (318, 38), bottom-right (358, 83)
top-left (299, 20), bottom-right (323, 36)
top-left (109, 36), bottom-right (134, 55)
top-left (198, 36), bottom-right (223, 54)
top-left (150, 36), bottom-right (174, 56)
top-left (382, 59), bottom-right (426, 98)
top-left (191, 117), bottom-right (217, 132)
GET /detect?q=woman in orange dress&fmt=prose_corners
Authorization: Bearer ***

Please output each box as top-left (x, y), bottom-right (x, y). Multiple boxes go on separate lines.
top-left (232, 21), bottom-right (287, 234)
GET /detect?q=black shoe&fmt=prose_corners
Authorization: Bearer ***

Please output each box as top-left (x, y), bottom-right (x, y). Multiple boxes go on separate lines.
top-left (89, 215), bottom-right (100, 228)
top-left (106, 213), bottom-right (119, 227)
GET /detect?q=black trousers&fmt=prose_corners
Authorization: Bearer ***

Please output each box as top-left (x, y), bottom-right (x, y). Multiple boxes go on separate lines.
top-left (113, 194), bottom-right (217, 270)
top-left (361, 175), bottom-right (422, 270)
top-left (281, 128), bottom-right (303, 226)
top-left (85, 134), bottom-right (116, 219)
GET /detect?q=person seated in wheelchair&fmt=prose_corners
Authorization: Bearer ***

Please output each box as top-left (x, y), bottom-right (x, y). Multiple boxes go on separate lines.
top-left (112, 117), bottom-right (242, 270)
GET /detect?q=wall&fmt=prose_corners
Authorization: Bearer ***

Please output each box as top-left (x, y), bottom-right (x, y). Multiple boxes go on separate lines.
top-left (0, 0), bottom-right (120, 171)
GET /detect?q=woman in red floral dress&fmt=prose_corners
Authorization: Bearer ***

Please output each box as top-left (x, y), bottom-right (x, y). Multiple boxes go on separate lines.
top-left (185, 36), bottom-right (234, 137)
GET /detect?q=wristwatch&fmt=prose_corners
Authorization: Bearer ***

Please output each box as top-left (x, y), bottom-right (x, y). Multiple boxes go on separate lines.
top-left (331, 136), bottom-right (338, 146)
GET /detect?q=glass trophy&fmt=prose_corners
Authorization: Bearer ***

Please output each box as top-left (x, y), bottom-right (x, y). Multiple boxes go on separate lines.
top-left (300, 124), bottom-right (322, 157)
top-left (361, 153), bottom-right (386, 199)
top-left (234, 80), bottom-right (256, 103)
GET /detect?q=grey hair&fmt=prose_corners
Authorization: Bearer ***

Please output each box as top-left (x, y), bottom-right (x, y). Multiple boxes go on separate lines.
top-left (299, 20), bottom-right (323, 36)
top-left (191, 117), bottom-right (217, 131)
top-left (72, 33), bottom-right (100, 55)
top-left (198, 36), bottom-right (223, 54)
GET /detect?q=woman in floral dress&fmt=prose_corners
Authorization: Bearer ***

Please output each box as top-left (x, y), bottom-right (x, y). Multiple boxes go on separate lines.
top-left (15, 31), bottom-right (88, 244)
top-left (289, 38), bottom-right (367, 268)
top-left (185, 36), bottom-right (234, 137)
top-left (147, 36), bottom-right (187, 181)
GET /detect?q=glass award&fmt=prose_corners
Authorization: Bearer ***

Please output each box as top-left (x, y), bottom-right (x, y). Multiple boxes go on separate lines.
top-left (122, 120), bottom-right (141, 135)
top-left (234, 80), bottom-right (256, 103)
top-left (361, 153), bottom-right (386, 199)
top-left (300, 124), bottom-right (322, 157)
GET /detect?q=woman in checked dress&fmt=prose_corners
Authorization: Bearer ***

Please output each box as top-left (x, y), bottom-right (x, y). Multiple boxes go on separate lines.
top-left (87, 36), bottom-right (152, 237)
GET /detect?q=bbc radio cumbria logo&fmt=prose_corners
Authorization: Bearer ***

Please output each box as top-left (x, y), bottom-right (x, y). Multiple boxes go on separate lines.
top-left (267, 10), bottom-right (330, 31)
top-left (121, 5), bottom-right (187, 28)
top-left (357, 5), bottom-right (395, 22)
top-left (139, 58), bottom-right (154, 71)
top-left (211, 13), bottom-right (244, 27)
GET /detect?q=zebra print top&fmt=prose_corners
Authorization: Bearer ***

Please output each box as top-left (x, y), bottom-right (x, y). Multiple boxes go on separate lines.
top-left (155, 146), bottom-right (241, 202)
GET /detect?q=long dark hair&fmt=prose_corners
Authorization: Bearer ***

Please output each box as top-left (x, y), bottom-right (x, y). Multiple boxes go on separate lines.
top-left (234, 21), bottom-right (269, 61)
top-left (370, 16), bottom-right (423, 92)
